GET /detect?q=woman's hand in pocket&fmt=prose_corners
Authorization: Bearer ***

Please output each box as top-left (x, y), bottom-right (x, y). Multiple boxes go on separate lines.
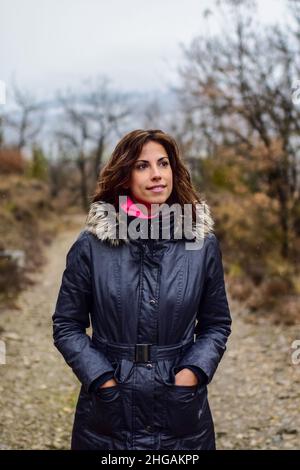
top-left (174, 368), bottom-right (198, 386)
top-left (99, 378), bottom-right (118, 389)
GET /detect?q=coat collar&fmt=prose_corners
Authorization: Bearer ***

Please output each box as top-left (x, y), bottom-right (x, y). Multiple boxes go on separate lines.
top-left (84, 200), bottom-right (214, 247)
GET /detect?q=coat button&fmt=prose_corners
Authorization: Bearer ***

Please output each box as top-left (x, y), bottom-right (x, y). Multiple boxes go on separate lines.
top-left (149, 299), bottom-right (156, 305)
top-left (146, 425), bottom-right (153, 433)
top-left (146, 363), bottom-right (153, 369)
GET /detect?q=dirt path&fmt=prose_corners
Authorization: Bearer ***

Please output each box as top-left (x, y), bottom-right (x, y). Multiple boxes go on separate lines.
top-left (211, 300), bottom-right (300, 449)
top-left (0, 217), bottom-right (299, 449)
top-left (0, 214), bottom-right (85, 450)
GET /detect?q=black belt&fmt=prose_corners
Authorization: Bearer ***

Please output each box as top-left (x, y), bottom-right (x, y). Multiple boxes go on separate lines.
top-left (92, 335), bottom-right (195, 363)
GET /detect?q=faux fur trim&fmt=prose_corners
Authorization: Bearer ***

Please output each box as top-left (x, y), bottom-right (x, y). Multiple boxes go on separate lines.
top-left (85, 200), bottom-right (214, 247)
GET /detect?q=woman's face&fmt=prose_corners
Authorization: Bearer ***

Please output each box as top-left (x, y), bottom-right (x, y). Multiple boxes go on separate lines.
top-left (127, 141), bottom-right (173, 211)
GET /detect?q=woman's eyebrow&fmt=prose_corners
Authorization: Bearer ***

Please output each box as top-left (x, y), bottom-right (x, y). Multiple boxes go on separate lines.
top-left (136, 156), bottom-right (169, 163)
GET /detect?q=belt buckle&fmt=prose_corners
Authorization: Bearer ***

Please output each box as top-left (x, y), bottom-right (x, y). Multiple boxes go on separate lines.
top-left (135, 344), bottom-right (152, 363)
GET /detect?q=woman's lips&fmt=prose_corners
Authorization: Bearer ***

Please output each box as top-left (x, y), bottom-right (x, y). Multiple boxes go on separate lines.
top-left (147, 186), bottom-right (166, 193)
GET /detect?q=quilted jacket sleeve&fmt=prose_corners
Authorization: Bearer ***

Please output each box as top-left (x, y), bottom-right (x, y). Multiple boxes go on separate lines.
top-left (52, 232), bottom-right (115, 392)
top-left (173, 233), bottom-right (232, 384)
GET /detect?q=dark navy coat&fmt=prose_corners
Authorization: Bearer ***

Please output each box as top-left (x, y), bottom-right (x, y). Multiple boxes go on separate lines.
top-left (52, 200), bottom-right (232, 450)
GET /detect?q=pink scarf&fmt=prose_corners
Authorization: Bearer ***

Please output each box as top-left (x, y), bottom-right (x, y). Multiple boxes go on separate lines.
top-left (120, 196), bottom-right (158, 220)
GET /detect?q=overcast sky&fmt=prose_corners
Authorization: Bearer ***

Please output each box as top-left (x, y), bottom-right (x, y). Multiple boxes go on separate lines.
top-left (0, 0), bottom-right (288, 99)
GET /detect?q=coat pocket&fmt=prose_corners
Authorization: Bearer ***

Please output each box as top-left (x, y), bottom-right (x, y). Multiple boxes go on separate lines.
top-left (88, 385), bottom-right (123, 437)
top-left (165, 384), bottom-right (209, 437)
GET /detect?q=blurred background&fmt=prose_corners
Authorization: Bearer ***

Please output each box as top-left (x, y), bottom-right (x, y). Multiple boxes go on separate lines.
top-left (0, 0), bottom-right (299, 450)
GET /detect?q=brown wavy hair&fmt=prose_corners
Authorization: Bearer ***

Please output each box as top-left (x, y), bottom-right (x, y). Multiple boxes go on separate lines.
top-left (91, 129), bottom-right (204, 220)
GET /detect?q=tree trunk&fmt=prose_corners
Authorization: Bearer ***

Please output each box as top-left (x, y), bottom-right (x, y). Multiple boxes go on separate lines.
top-left (77, 151), bottom-right (89, 212)
top-left (94, 136), bottom-right (105, 181)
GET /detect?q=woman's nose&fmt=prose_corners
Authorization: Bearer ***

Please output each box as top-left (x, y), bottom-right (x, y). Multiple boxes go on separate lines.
top-left (150, 165), bottom-right (162, 179)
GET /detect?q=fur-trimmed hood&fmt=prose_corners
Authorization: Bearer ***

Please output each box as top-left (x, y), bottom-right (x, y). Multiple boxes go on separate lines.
top-left (84, 200), bottom-right (214, 247)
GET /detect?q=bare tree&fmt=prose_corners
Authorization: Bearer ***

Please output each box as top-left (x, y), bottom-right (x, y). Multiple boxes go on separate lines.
top-left (55, 77), bottom-right (132, 210)
top-left (55, 93), bottom-right (90, 211)
top-left (175, 1), bottom-right (300, 258)
top-left (82, 77), bottom-right (132, 179)
top-left (4, 83), bottom-right (45, 150)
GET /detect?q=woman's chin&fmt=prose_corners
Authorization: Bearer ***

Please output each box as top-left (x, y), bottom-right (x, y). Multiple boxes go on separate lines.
top-left (146, 195), bottom-right (169, 205)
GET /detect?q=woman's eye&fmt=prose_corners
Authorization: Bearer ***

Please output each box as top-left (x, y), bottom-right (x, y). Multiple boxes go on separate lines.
top-left (136, 163), bottom-right (147, 170)
top-left (160, 160), bottom-right (169, 167)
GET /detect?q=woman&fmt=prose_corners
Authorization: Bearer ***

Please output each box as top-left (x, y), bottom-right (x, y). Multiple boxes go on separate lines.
top-left (52, 129), bottom-right (232, 450)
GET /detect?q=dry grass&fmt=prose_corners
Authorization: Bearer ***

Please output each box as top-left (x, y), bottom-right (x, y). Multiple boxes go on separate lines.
top-left (0, 175), bottom-right (66, 310)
